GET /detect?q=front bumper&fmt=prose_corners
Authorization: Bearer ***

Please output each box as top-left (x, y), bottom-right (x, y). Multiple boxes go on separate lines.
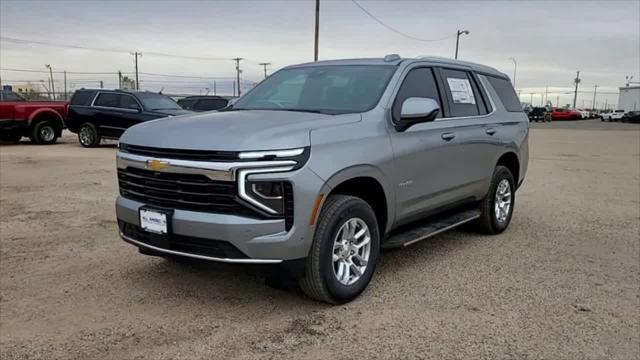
top-left (115, 159), bottom-right (325, 262)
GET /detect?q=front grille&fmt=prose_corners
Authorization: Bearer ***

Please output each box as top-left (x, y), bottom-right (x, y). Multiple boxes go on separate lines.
top-left (121, 144), bottom-right (239, 162)
top-left (119, 221), bottom-right (248, 259)
top-left (118, 167), bottom-right (253, 215)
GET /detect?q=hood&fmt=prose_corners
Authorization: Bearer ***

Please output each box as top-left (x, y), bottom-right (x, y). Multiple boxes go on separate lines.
top-left (120, 110), bottom-right (360, 151)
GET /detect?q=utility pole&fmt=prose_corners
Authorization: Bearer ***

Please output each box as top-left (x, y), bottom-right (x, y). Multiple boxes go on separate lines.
top-left (544, 85), bottom-right (548, 105)
top-left (100, 80), bottom-right (104, 89)
top-left (259, 62), bottom-right (271, 79)
top-left (556, 95), bottom-right (560, 107)
top-left (118, 71), bottom-right (123, 89)
top-left (592, 85), bottom-right (598, 110)
top-left (232, 81), bottom-right (236, 97)
top-left (213, 80), bottom-right (217, 95)
top-left (530, 93), bottom-right (534, 104)
top-left (63, 71), bottom-right (67, 100)
top-left (455, 30), bottom-right (470, 60)
top-left (45, 64), bottom-right (55, 100)
top-left (572, 70), bottom-right (580, 109)
top-left (233, 57), bottom-right (243, 96)
top-left (314, 0), bottom-right (320, 61)
top-left (131, 52), bottom-right (141, 90)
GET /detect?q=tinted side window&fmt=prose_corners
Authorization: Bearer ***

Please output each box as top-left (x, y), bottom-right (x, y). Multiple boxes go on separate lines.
top-left (94, 93), bottom-right (120, 108)
top-left (70, 91), bottom-right (95, 105)
top-left (194, 99), bottom-right (228, 111)
top-left (487, 76), bottom-right (522, 112)
top-left (120, 95), bottom-right (140, 110)
top-left (393, 68), bottom-right (441, 122)
top-left (440, 69), bottom-right (480, 117)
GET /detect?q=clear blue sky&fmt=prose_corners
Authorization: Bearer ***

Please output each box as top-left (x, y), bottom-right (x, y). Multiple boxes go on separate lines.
top-left (1, 0), bottom-right (638, 106)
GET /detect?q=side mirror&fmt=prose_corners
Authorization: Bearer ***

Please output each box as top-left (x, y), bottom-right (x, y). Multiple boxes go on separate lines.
top-left (396, 97), bottom-right (440, 131)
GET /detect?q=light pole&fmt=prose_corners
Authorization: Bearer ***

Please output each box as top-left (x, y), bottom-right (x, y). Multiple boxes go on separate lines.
top-left (45, 64), bottom-right (55, 100)
top-left (508, 57), bottom-right (517, 90)
top-left (454, 30), bottom-right (469, 60)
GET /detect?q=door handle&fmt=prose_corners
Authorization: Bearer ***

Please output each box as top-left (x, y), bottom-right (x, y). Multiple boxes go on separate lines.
top-left (485, 128), bottom-right (497, 135)
top-left (441, 132), bottom-right (456, 141)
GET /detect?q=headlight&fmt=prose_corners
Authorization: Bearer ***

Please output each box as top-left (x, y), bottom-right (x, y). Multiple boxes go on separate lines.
top-left (246, 181), bottom-right (285, 214)
top-left (237, 167), bottom-right (294, 216)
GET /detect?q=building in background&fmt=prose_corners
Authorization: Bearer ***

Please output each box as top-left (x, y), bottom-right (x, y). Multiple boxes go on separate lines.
top-left (617, 86), bottom-right (640, 111)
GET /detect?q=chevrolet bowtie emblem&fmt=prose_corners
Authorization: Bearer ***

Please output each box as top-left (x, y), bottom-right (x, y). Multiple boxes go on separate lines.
top-left (146, 159), bottom-right (169, 171)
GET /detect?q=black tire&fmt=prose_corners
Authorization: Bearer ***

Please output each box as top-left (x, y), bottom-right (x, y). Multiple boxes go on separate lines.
top-left (544, 114), bottom-right (552, 122)
top-left (29, 121), bottom-right (58, 145)
top-left (299, 195), bottom-right (380, 304)
top-left (474, 165), bottom-right (516, 235)
top-left (78, 122), bottom-right (101, 148)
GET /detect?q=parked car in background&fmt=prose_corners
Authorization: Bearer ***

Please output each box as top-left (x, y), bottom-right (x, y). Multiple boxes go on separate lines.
top-left (621, 110), bottom-right (640, 123)
top-left (177, 95), bottom-right (229, 112)
top-left (551, 108), bottom-right (582, 120)
top-left (65, 89), bottom-right (191, 147)
top-left (601, 110), bottom-right (625, 122)
top-left (528, 107), bottom-right (551, 122)
top-left (0, 90), bottom-right (67, 144)
top-left (577, 109), bottom-right (590, 119)
top-left (115, 56), bottom-right (528, 303)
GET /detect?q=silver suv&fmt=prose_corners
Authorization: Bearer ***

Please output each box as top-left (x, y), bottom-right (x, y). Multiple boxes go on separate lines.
top-left (115, 55), bottom-right (528, 303)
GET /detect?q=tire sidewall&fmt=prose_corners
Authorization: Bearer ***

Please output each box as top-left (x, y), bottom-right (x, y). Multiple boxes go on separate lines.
top-left (317, 199), bottom-right (379, 303)
top-left (79, 123), bottom-right (99, 147)
top-left (32, 121), bottom-right (58, 145)
top-left (488, 167), bottom-right (516, 232)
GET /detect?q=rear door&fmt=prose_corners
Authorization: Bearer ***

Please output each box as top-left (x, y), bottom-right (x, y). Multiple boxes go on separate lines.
top-left (92, 92), bottom-right (142, 138)
top-left (432, 68), bottom-right (498, 203)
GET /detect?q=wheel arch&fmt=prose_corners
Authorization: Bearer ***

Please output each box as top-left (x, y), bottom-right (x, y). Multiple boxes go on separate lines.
top-left (28, 109), bottom-right (65, 136)
top-left (320, 165), bottom-right (394, 235)
top-left (495, 151), bottom-right (520, 186)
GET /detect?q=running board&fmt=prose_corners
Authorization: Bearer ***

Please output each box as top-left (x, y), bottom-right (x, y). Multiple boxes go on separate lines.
top-left (382, 208), bottom-right (481, 249)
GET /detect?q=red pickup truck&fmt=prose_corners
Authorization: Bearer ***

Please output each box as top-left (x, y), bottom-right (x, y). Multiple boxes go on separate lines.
top-left (0, 91), bottom-right (68, 144)
top-left (550, 108), bottom-right (582, 121)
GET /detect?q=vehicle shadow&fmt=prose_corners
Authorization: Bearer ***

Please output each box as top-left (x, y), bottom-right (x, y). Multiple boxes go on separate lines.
top-left (119, 227), bottom-right (484, 307)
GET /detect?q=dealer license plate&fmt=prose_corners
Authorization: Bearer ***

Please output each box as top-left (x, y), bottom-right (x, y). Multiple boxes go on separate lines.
top-left (139, 209), bottom-right (168, 234)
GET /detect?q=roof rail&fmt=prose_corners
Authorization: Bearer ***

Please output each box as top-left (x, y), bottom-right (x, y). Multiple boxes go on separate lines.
top-left (384, 54), bottom-right (401, 62)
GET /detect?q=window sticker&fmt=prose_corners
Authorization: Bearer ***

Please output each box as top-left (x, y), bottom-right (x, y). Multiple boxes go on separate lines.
top-left (447, 78), bottom-right (476, 104)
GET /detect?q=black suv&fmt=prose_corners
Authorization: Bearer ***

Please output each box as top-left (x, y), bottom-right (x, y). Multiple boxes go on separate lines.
top-left (177, 95), bottom-right (230, 112)
top-left (528, 107), bottom-right (551, 122)
top-left (66, 89), bottom-right (191, 147)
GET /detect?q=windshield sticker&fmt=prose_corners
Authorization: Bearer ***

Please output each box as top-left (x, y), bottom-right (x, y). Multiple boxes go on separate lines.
top-left (447, 78), bottom-right (476, 104)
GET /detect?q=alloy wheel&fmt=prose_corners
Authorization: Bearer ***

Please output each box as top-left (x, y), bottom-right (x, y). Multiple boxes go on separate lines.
top-left (494, 179), bottom-right (512, 223)
top-left (332, 218), bottom-right (371, 286)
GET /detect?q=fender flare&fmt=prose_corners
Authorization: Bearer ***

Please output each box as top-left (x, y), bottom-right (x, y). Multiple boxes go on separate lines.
top-left (317, 164), bottom-right (396, 233)
top-left (28, 108), bottom-right (65, 135)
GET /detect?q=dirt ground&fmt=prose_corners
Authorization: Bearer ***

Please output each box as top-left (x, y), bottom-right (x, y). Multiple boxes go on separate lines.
top-left (1, 120), bottom-right (639, 359)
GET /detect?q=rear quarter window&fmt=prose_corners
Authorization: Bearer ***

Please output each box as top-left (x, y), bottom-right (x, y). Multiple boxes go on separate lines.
top-left (486, 76), bottom-right (522, 112)
top-left (70, 91), bottom-right (96, 106)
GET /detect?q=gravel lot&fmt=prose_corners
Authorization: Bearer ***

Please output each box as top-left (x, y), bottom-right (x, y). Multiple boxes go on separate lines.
top-left (1, 119), bottom-right (639, 359)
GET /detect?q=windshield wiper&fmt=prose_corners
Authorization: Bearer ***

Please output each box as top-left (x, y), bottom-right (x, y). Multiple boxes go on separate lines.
top-left (280, 108), bottom-right (327, 114)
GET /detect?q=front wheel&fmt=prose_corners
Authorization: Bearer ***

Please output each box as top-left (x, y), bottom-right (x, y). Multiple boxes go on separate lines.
top-left (78, 123), bottom-right (100, 148)
top-left (299, 195), bottom-right (380, 304)
top-left (475, 165), bottom-right (515, 234)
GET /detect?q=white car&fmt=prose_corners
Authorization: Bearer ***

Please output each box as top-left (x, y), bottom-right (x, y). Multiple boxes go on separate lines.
top-left (601, 110), bottom-right (625, 122)
top-left (577, 109), bottom-right (590, 119)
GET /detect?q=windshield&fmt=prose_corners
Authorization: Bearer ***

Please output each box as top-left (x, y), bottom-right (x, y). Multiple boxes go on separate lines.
top-left (231, 65), bottom-right (396, 115)
top-left (137, 93), bottom-right (182, 110)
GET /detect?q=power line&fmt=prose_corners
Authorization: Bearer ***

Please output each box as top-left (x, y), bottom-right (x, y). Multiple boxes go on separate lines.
top-left (350, 0), bottom-right (456, 42)
top-left (1, 36), bottom-right (257, 62)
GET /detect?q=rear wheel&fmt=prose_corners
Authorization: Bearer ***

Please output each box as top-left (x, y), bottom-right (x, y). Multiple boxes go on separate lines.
top-left (78, 123), bottom-right (100, 147)
top-left (475, 165), bottom-right (515, 234)
top-left (299, 195), bottom-right (380, 304)
top-left (29, 121), bottom-right (58, 145)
